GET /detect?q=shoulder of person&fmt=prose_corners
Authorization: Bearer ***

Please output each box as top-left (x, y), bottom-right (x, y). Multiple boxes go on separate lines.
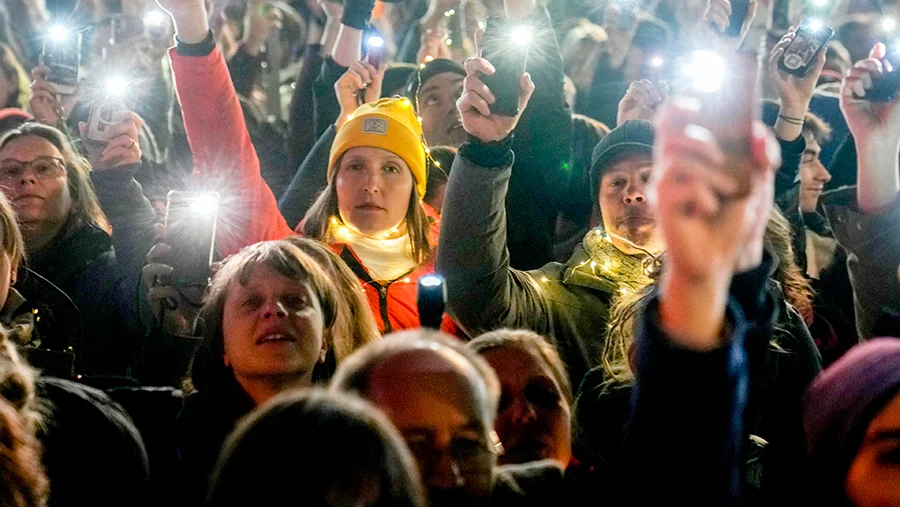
top-left (493, 460), bottom-right (566, 505)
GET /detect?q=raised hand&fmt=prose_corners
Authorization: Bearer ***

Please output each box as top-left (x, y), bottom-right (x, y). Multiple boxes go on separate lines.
top-left (154, 0), bottom-right (208, 44)
top-left (142, 227), bottom-right (205, 336)
top-left (456, 56), bottom-right (535, 143)
top-left (334, 61), bottom-right (386, 128)
top-left (78, 112), bottom-right (144, 170)
top-left (29, 65), bottom-right (63, 125)
top-left (617, 79), bottom-right (669, 124)
top-left (769, 27), bottom-right (826, 140)
top-left (650, 98), bottom-right (779, 349)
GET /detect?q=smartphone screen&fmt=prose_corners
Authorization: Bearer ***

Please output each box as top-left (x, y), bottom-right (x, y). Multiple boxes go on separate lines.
top-left (163, 191), bottom-right (218, 287)
top-left (87, 86), bottom-right (138, 144)
top-left (779, 20), bottom-right (834, 77)
top-left (417, 275), bottom-right (446, 329)
top-left (866, 48), bottom-right (900, 102)
top-left (480, 17), bottom-right (529, 117)
top-left (41, 34), bottom-right (82, 96)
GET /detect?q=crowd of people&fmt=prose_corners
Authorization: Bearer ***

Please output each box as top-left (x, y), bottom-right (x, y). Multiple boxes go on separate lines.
top-left (0, 0), bottom-right (898, 504)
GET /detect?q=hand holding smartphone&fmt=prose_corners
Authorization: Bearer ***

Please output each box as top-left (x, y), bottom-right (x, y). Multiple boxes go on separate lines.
top-left (86, 79), bottom-right (139, 145)
top-left (40, 29), bottom-right (82, 96)
top-left (479, 17), bottom-right (530, 117)
top-left (163, 192), bottom-right (219, 287)
top-left (777, 19), bottom-right (834, 77)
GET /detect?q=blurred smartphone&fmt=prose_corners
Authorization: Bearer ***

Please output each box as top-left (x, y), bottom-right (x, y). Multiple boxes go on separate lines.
top-left (480, 17), bottom-right (529, 116)
top-left (689, 50), bottom-right (759, 187)
top-left (724, 0), bottom-right (750, 38)
top-left (40, 34), bottom-right (82, 96)
top-left (417, 275), bottom-right (446, 329)
top-left (778, 20), bottom-right (834, 77)
top-left (163, 191), bottom-right (219, 287)
top-left (365, 35), bottom-right (385, 68)
top-left (866, 49), bottom-right (900, 102)
top-left (86, 85), bottom-right (138, 144)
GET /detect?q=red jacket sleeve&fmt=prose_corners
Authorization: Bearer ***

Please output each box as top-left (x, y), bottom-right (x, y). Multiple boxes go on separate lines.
top-left (169, 46), bottom-right (293, 257)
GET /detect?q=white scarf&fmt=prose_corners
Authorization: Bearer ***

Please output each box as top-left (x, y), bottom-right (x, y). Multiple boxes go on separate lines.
top-left (343, 229), bottom-right (417, 283)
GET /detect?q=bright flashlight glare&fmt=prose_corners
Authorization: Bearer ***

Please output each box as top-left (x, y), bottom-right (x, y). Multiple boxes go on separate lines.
top-left (683, 50), bottom-right (725, 94)
top-left (366, 35), bottom-right (384, 48)
top-left (511, 26), bottom-right (532, 47)
top-left (189, 194), bottom-right (219, 216)
top-left (143, 10), bottom-right (167, 28)
top-left (808, 19), bottom-right (823, 32)
top-left (883, 18), bottom-right (897, 32)
top-left (47, 24), bottom-right (70, 43)
top-left (650, 56), bottom-right (664, 68)
top-left (812, 0), bottom-right (829, 6)
top-left (105, 77), bottom-right (128, 97)
top-left (420, 275), bottom-right (443, 287)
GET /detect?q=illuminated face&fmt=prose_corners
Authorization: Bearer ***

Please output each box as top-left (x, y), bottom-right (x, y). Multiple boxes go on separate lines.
top-left (0, 136), bottom-right (73, 235)
top-left (799, 137), bottom-right (831, 214)
top-left (598, 152), bottom-right (662, 255)
top-left (221, 263), bottom-right (326, 394)
top-left (335, 147), bottom-right (414, 237)
top-left (418, 72), bottom-right (466, 147)
top-left (366, 349), bottom-right (496, 507)
top-left (845, 391), bottom-right (900, 507)
top-left (480, 346), bottom-right (571, 467)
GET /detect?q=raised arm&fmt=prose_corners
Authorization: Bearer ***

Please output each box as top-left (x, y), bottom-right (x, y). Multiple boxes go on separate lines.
top-left (826, 43), bottom-right (900, 338)
top-left (156, 0), bottom-right (292, 257)
top-left (436, 54), bottom-right (553, 335)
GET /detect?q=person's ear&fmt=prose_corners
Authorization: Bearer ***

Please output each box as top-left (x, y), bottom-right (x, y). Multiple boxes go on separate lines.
top-left (319, 340), bottom-right (328, 364)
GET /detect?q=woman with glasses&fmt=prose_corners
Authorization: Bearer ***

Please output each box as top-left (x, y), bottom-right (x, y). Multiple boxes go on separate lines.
top-left (0, 119), bottom-right (143, 376)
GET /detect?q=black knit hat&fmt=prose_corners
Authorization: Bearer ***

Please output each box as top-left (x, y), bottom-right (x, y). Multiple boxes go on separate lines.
top-left (403, 58), bottom-right (466, 105)
top-left (590, 120), bottom-right (655, 201)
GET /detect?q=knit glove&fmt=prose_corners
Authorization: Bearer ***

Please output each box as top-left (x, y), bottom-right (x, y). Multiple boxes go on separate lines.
top-left (340, 0), bottom-right (376, 29)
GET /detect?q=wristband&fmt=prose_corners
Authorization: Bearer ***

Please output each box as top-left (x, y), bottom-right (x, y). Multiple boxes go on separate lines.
top-left (777, 114), bottom-right (805, 126)
top-left (340, 0), bottom-right (376, 30)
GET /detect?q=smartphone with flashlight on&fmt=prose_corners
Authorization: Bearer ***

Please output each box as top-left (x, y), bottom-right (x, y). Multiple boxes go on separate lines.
top-left (86, 79), bottom-right (138, 144)
top-left (417, 275), bottom-right (446, 329)
top-left (40, 31), bottom-right (82, 96)
top-left (365, 35), bottom-right (385, 68)
top-left (479, 17), bottom-right (530, 116)
top-left (163, 191), bottom-right (219, 287)
top-left (778, 19), bottom-right (834, 77)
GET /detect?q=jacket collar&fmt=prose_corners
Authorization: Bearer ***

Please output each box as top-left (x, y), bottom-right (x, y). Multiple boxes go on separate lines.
top-left (561, 228), bottom-right (654, 293)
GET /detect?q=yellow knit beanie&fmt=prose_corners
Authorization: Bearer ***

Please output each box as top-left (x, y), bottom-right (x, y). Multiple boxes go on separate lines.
top-left (328, 97), bottom-right (428, 199)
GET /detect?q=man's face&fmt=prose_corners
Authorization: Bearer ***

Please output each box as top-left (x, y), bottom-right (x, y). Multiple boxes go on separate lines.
top-left (598, 152), bottom-right (663, 255)
top-left (799, 137), bottom-right (831, 214)
top-left (418, 72), bottom-right (466, 147)
top-left (365, 349), bottom-right (496, 507)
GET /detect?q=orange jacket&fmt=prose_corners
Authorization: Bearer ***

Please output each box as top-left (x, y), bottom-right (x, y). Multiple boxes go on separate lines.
top-left (170, 46), bottom-right (458, 335)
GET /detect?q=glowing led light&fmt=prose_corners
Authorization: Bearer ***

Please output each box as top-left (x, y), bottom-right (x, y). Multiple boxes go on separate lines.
top-left (511, 26), bottom-right (533, 47)
top-left (540, 276), bottom-right (550, 283)
top-left (144, 10), bottom-right (167, 28)
top-left (478, 21), bottom-right (486, 30)
top-left (424, 55), bottom-right (434, 62)
top-left (884, 18), bottom-right (897, 32)
top-left (808, 19), bottom-right (823, 32)
top-left (105, 76), bottom-right (129, 97)
top-left (683, 50), bottom-right (725, 94)
top-left (47, 24), bottom-right (70, 43)
top-left (420, 275), bottom-right (443, 287)
top-left (445, 38), bottom-right (453, 46)
top-left (650, 56), bottom-right (664, 68)
top-left (434, 161), bottom-right (441, 168)
top-left (367, 35), bottom-right (384, 48)
top-left (444, 9), bottom-right (455, 17)
top-left (189, 193), bottom-right (219, 216)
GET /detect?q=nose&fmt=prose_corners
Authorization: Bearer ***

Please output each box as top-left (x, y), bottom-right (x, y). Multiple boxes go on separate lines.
top-left (260, 299), bottom-right (288, 319)
top-left (424, 431), bottom-right (465, 490)
top-left (624, 179), bottom-right (646, 204)
top-left (814, 162), bottom-right (832, 183)
top-left (363, 172), bottom-right (382, 194)
top-left (509, 396), bottom-right (538, 426)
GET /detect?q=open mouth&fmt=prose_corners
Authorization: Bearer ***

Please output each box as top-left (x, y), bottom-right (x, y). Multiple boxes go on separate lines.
top-left (256, 333), bottom-right (297, 345)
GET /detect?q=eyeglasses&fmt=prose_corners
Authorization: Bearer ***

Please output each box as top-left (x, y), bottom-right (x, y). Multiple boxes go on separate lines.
top-left (405, 434), bottom-right (501, 483)
top-left (0, 157), bottom-right (66, 183)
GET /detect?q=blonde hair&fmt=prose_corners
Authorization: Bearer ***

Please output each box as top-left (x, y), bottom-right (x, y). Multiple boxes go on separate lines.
top-left (0, 124), bottom-right (110, 236)
top-left (283, 237), bottom-right (381, 362)
top-left (0, 191), bottom-right (23, 272)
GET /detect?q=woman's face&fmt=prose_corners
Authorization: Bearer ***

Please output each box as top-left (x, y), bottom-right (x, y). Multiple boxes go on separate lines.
top-left (845, 391), bottom-right (900, 507)
top-left (335, 147), bottom-right (414, 236)
top-left (222, 263), bottom-right (326, 386)
top-left (480, 346), bottom-right (572, 467)
top-left (0, 136), bottom-right (73, 231)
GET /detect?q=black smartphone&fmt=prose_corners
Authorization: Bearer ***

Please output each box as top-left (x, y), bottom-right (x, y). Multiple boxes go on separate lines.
top-left (724, 0), bottom-right (751, 38)
top-left (479, 17), bottom-right (529, 117)
top-left (866, 48), bottom-right (900, 102)
top-left (163, 191), bottom-right (219, 287)
top-left (417, 275), bottom-right (446, 330)
top-left (41, 31), bottom-right (82, 96)
top-left (778, 20), bottom-right (834, 77)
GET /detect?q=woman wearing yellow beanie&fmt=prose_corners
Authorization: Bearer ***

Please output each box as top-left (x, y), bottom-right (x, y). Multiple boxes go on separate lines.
top-left (300, 96), bottom-right (456, 333)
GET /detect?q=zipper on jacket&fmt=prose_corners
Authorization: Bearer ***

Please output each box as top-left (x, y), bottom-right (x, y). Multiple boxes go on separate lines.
top-left (377, 284), bottom-right (392, 334)
top-left (340, 247), bottom-right (394, 334)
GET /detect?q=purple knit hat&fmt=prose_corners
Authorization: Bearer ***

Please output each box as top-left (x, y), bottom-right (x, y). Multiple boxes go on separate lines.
top-left (803, 338), bottom-right (900, 490)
